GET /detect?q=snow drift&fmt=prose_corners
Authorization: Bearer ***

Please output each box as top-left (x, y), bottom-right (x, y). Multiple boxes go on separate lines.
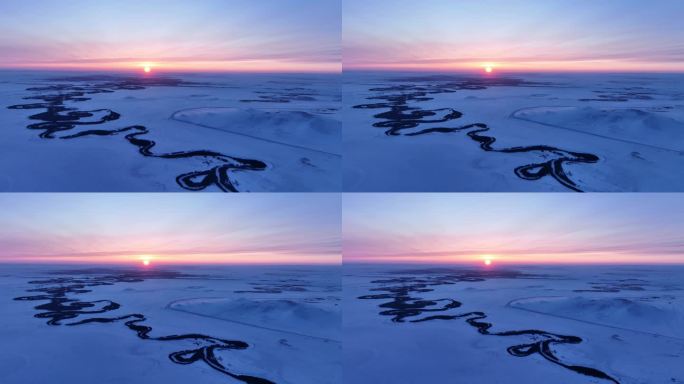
top-left (511, 296), bottom-right (684, 338)
top-left (170, 297), bottom-right (341, 340)
top-left (514, 106), bottom-right (684, 151)
top-left (172, 107), bottom-right (341, 154)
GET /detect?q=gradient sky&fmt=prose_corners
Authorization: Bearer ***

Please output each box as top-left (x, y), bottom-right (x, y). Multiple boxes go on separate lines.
top-left (344, 194), bottom-right (684, 264)
top-left (0, 194), bottom-right (340, 265)
top-left (0, 0), bottom-right (340, 72)
top-left (344, 0), bottom-right (684, 72)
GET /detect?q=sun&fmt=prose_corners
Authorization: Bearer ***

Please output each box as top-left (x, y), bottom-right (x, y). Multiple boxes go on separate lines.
top-left (480, 255), bottom-right (494, 266)
top-left (481, 63), bottom-right (495, 73)
top-left (139, 255), bottom-right (152, 266)
top-left (143, 65), bottom-right (152, 73)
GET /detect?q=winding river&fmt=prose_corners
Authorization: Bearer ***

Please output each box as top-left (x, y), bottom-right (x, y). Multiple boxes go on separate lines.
top-left (7, 76), bottom-right (267, 192)
top-left (353, 78), bottom-right (599, 192)
top-left (13, 269), bottom-right (275, 384)
top-left (358, 269), bottom-right (620, 383)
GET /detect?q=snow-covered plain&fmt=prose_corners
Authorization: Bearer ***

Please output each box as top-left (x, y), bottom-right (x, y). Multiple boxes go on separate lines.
top-left (0, 264), bottom-right (341, 384)
top-left (343, 72), bottom-right (684, 192)
top-left (0, 71), bottom-right (341, 192)
top-left (344, 264), bottom-right (684, 384)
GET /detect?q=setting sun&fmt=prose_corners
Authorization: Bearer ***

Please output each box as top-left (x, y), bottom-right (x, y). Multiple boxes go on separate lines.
top-left (139, 255), bottom-right (152, 266)
top-left (481, 255), bottom-right (494, 265)
top-left (480, 63), bottom-right (496, 73)
top-left (143, 65), bottom-right (152, 73)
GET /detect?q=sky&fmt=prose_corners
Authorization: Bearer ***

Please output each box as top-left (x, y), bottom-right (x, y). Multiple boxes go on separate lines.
top-left (344, 0), bottom-right (684, 72)
top-left (0, 194), bottom-right (340, 265)
top-left (344, 194), bottom-right (684, 265)
top-left (0, 0), bottom-right (340, 73)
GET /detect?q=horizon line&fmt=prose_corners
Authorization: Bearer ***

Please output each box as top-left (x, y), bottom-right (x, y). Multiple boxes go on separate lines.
top-left (0, 260), bottom-right (341, 266)
top-left (343, 67), bottom-right (684, 75)
top-left (4, 67), bottom-right (683, 75)
top-left (343, 260), bottom-right (684, 266)
top-left (0, 67), bottom-right (342, 75)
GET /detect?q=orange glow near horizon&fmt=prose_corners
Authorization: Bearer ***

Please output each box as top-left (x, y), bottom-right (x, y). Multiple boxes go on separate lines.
top-left (344, 60), bottom-right (684, 74)
top-left (0, 60), bottom-right (341, 74)
top-left (343, 252), bottom-right (684, 265)
top-left (11, 59), bottom-right (683, 74)
top-left (2, 252), bottom-right (340, 265)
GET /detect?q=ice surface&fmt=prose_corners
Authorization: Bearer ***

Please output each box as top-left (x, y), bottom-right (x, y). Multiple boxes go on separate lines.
top-left (343, 264), bottom-right (684, 384)
top-left (344, 72), bottom-right (684, 192)
top-left (0, 264), bottom-right (341, 384)
top-left (0, 71), bottom-right (341, 192)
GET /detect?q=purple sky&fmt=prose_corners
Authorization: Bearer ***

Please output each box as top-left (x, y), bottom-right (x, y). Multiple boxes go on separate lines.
top-left (344, 0), bottom-right (684, 72)
top-left (0, 194), bottom-right (340, 265)
top-left (0, 0), bottom-right (340, 72)
top-left (344, 194), bottom-right (684, 264)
